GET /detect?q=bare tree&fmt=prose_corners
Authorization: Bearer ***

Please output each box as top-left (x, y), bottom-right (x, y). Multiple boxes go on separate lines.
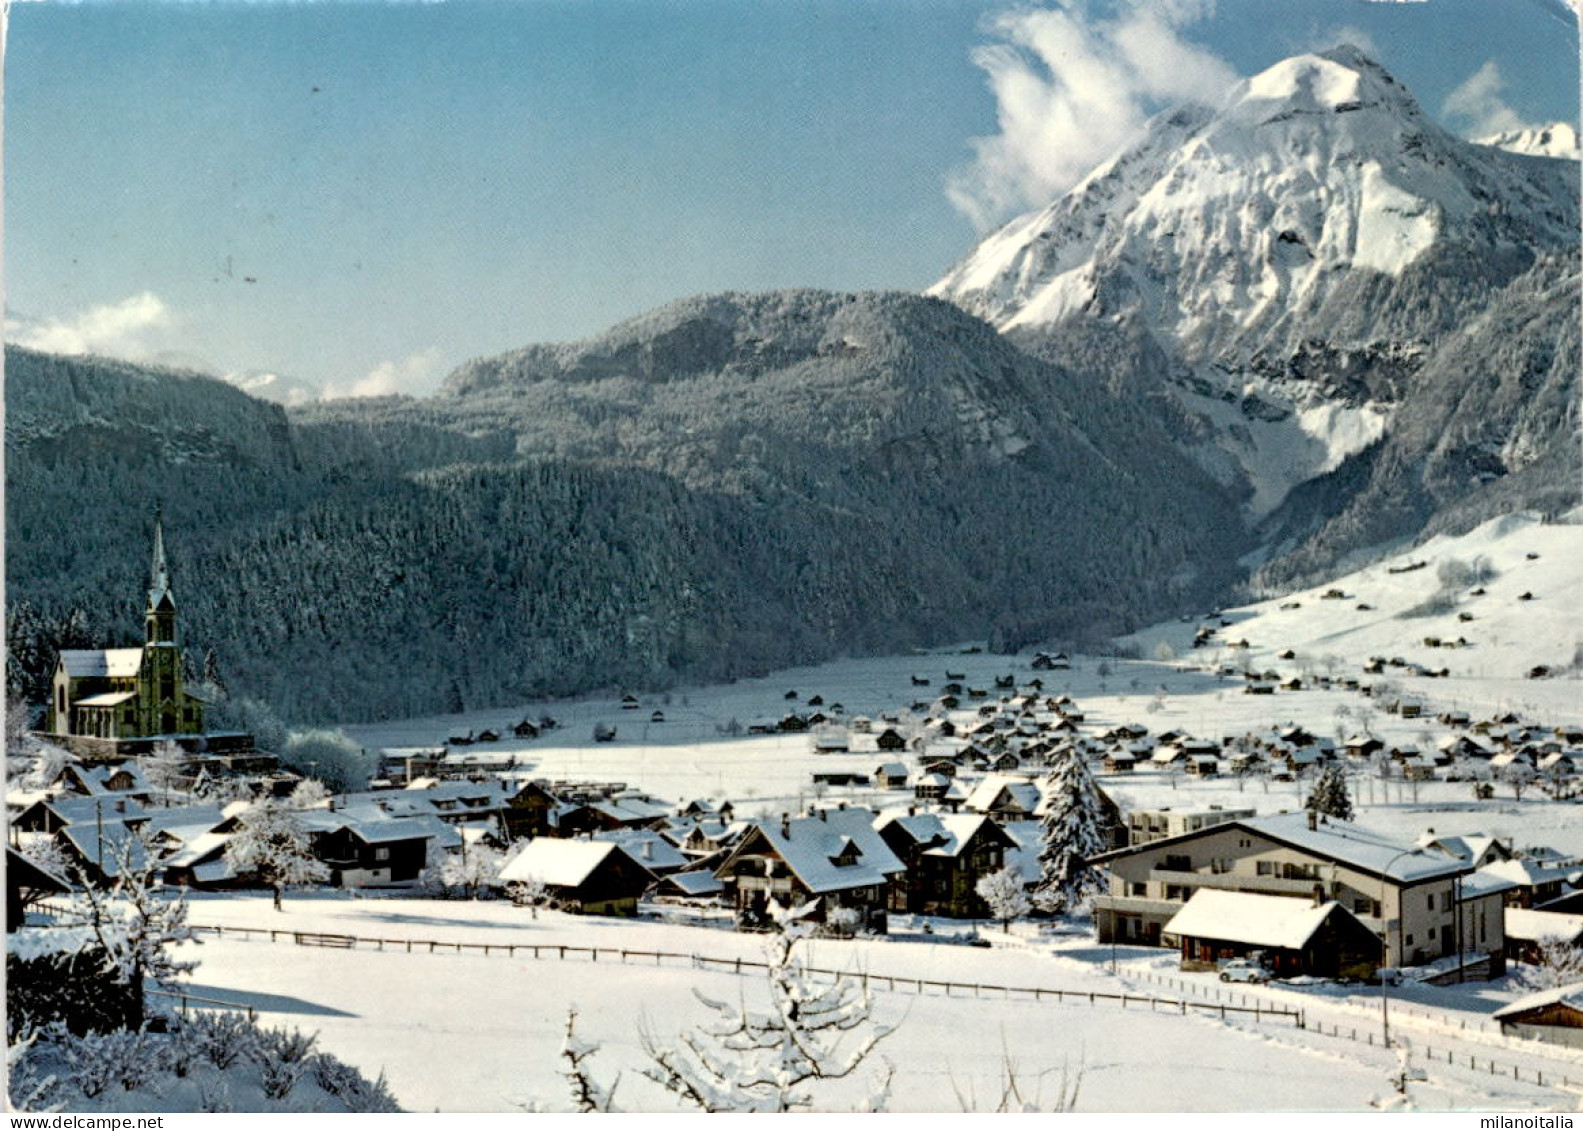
top-left (640, 904), bottom-right (893, 1112)
top-left (1501, 762), bottom-right (1538, 802)
top-left (223, 799), bottom-right (330, 911)
top-left (1523, 938), bottom-right (1583, 990)
top-left (561, 1009), bottom-right (618, 1112)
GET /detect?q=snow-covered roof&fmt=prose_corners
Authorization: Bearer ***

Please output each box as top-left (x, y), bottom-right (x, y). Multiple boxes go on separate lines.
top-left (1458, 870), bottom-right (1518, 899)
top-left (997, 819), bottom-right (1042, 884)
top-left (74, 691), bottom-right (139, 708)
top-left (58, 648), bottom-right (143, 679)
top-left (1165, 889), bottom-right (1355, 950)
top-left (594, 829), bottom-right (688, 871)
top-left (964, 774), bottom-right (1041, 814)
top-left (733, 808), bottom-right (904, 895)
top-left (36, 794), bottom-right (149, 826)
top-left (349, 816), bottom-right (437, 845)
top-left (194, 859), bottom-right (239, 883)
top-left (1417, 833), bottom-right (1506, 864)
top-left (1493, 982), bottom-right (1583, 1022)
top-left (499, 838), bottom-right (638, 888)
top-left (162, 830), bottom-right (232, 869)
top-left (1238, 814), bottom-right (1469, 882)
top-left (59, 819), bottom-right (149, 877)
top-left (876, 812), bottom-right (1003, 858)
top-left (664, 870), bottom-right (724, 896)
top-left (1505, 908), bottom-right (1583, 944)
top-left (1479, 858), bottom-right (1578, 887)
top-left (142, 806), bottom-right (226, 841)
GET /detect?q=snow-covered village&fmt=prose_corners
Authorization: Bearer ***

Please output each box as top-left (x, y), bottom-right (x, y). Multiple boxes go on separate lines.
top-left (5, 0), bottom-right (1582, 1120)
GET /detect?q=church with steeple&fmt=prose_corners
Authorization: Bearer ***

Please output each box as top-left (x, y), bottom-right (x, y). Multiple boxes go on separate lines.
top-left (46, 507), bottom-right (209, 751)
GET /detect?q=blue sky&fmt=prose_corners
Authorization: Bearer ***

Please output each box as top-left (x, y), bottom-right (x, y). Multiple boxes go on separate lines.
top-left (5, 0), bottom-right (1577, 399)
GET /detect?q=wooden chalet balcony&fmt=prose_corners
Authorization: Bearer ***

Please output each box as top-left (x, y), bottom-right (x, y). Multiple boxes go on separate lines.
top-left (735, 875), bottom-right (797, 895)
top-left (1146, 868), bottom-right (1322, 896)
top-left (1091, 894), bottom-right (1183, 917)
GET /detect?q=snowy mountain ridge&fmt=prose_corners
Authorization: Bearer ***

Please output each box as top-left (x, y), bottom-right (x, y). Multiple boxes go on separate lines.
top-left (930, 45), bottom-right (1578, 551)
top-left (1477, 121), bottom-right (1581, 161)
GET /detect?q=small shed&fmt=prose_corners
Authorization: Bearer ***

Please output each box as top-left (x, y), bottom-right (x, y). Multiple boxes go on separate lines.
top-left (1164, 889), bottom-right (1381, 980)
top-left (498, 839), bottom-right (656, 916)
top-left (874, 763), bottom-right (910, 790)
top-left (1493, 984), bottom-right (1583, 1049)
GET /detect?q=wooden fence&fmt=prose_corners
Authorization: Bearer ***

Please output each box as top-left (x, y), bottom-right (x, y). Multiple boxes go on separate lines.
top-left (186, 922), bottom-right (1302, 1026)
top-left (1306, 1018), bottom-right (1579, 1091)
top-left (146, 986), bottom-right (258, 1022)
top-left (1133, 966), bottom-right (1581, 1091)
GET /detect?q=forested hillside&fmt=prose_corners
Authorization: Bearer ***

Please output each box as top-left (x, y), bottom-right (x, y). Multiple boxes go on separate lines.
top-left (6, 294), bottom-right (1246, 723)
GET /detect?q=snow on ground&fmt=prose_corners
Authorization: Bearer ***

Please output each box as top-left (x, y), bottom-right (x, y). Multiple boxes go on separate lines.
top-left (169, 894), bottom-right (1563, 1113)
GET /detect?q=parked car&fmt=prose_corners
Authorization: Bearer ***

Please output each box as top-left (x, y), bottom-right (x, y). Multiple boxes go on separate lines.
top-left (1218, 958), bottom-right (1270, 984)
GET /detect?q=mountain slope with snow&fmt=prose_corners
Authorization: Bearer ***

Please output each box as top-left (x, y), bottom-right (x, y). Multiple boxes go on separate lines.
top-left (930, 47), bottom-right (1579, 546)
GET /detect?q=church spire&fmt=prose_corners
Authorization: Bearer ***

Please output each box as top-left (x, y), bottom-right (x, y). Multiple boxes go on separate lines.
top-left (146, 503), bottom-right (176, 644)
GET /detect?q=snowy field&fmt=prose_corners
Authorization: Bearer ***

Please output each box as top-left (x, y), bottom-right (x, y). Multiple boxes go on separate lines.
top-left (170, 894), bottom-right (1569, 1113)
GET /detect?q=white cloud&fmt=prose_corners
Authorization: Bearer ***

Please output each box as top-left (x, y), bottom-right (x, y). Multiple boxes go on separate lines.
top-left (947, 1), bottom-right (1239, 231)
top-left (322, 348), bottom-right (444, 400)
top-left (1307, 24), bottom-right (1381, 60)
top-left (7, 292), bottom-right (174, 358)
top-left (1441, 60), bottom-right (1535, 138)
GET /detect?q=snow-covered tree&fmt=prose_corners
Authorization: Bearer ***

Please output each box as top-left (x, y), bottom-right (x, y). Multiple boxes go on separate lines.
top-left (287, 778), bottom-right (331, 810)
top-left (561, 1009), bottom-right (618, 1112)
top-left (209, 696), bottom-right (287, 755)
top-left (975, 865), bottom-right (1030, 931)
top-left (15, 832), bottom-right (72, 893)
top-left (641, 903), bottom-right (893, 1112)
top-left (136, 740), bottom-right (190, 805)
top-left (1521, 937), bottom-right (1583, 990)
top-left (223, 799), bottom-right (329, 911)
top-left (505, 857), bottom-right (549, 917)
top-left (441, 842), bottom-right (504, 900)
top-left (281, 729), bottom-right (372, 794)
top-left (63, 827), bottom-right (198, 1003)
top-left (1500, 761), bottom-right (1538, 802)
top-left (1306, 764), bottom-right (1354, 821)
top-left (1035, 746), bottom-right (1109, 915)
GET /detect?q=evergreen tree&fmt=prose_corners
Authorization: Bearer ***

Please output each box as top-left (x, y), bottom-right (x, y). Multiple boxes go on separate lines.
top-left (1306, 764), bottom-right (1354, 821)
top-left (1035, 746), bottom-right (1109, 915)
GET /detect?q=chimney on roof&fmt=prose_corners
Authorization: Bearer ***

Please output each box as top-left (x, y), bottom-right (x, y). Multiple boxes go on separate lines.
top-left (781, 815), bottom-right (790, 839)
top-left (908, 806), bottom-right (915, 817)
top-left (819, 808), bottom-right (827, 821)
top-left (1312, 883), bottom-right (1324, 907)
top-left (838, 801), bottom-right (846, 811)
top-left (1307, 810), bottom-right (1317, 832)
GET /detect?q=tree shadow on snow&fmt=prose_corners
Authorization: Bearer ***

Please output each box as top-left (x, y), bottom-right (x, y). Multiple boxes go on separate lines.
top-left (176, 983), bottom-right (359, 1018)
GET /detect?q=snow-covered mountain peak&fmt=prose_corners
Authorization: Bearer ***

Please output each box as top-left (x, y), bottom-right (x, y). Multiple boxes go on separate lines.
top-left (1234, 46), bottom-right (1406, 117)
top-left (929, 47), bottom-right (1577, 529)
top-left (1477, 121), bottom-right (1581, 161)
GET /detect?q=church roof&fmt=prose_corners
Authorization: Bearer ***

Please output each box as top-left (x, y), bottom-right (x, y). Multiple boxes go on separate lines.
top-left (75, 691), bottom-right (138, 708)
top-left (59, 649), bottom-right (144, 679)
